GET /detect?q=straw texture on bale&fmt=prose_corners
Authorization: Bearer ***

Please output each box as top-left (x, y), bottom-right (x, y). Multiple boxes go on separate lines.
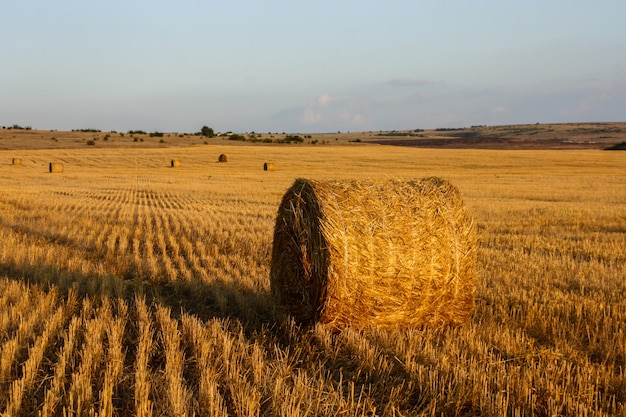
top-left (12, 158), bottom-right (22, 166)
top-left (218, 154), bottom-right (228, 162)
top-left (264, 162), bottom-right (276, 171)
top-left (49, 162), bottom-right (64, 173)
top-left (270, 177), bottom-right (476, 330)
top-left (171, 159), bottom-right (181, 168)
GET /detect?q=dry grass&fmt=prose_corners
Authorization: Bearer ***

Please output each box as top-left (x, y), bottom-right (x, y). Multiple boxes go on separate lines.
top-left (0, 141), bottom-right (624, 415)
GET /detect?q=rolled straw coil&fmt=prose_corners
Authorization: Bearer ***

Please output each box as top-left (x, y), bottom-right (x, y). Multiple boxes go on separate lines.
top-left (49, 162), bottom-right (64, 173)
top-left (270, 177), bottom-right (476, 330)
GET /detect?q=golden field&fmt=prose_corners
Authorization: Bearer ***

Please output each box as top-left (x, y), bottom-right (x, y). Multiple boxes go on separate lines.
top-left (0, 135), bottom-right (624, 415)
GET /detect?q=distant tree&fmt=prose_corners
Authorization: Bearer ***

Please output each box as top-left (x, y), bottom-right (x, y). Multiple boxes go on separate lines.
top-left (200, 126), bottom-right (215, 137)
top-left (280, 135), bottom-right (304, 144)
top-left (228, 134), bottom-right (246, 141)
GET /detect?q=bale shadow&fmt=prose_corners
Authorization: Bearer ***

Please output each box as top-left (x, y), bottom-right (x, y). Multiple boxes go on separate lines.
top-left (0, 256), bottom-right (459, 414)
top-left (0, 255), bottom-right (284, 337)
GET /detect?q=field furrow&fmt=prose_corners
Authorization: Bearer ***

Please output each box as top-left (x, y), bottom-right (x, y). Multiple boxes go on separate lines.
top-left (133, 297), bottom-right (154, 417)
top-left (40, 316), bottom-right (81, 417)
top-left (66, 304), bottom-right (108, 416)
top-left (2, 300), bottom-right (70, 417)
top-left (0, 289), bottom-right (58, 392)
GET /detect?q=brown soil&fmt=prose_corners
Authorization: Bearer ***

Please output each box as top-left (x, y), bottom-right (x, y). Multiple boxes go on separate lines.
top-left (366, 122), bottom-right (626, 150)
top-left (369, 136), bottom-right (615, 150)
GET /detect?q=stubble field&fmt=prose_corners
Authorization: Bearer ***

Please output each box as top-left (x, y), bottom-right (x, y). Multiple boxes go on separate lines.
top-left (0, 141), bottom-right (624, 416)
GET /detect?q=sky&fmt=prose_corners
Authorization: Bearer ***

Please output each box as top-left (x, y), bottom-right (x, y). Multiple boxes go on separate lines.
top-left (1, 1), bottom-right (625, 133)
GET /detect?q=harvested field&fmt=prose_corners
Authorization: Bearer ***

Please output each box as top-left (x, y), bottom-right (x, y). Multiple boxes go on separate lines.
top-left (0, 141), bottom-right (624, 415)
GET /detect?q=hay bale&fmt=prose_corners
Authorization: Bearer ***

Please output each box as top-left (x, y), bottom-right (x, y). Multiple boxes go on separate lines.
top-left (171, 159), bottom-right (181, 168)
top-left (218, 154), bottom-right (228, 162)
top-left (49, 162), bottom-right (64, 173)
top-left (270, 177), bottom-right (476, 330)
top-left (12, 158), bottom-right (22, 166)
top-left (264, 162), bottom-right (276, 171)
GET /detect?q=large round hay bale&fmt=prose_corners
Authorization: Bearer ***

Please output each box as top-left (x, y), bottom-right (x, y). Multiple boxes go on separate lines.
top-left (49, 162), bottom-right (64, 173)
top-left (12, 158), bottom-right (22, 166)
top-left (270, 177), bottom-right (476, 330)
top-left (218, 154), bottom-right (228, 162)
top-left (171, 159), bottom-right (181, 168)
top-left (264, 162), bottom-right (275, 171)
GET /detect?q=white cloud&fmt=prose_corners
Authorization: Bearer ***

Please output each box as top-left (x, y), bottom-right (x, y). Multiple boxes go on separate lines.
top-left (316, 94), bottom-right (337, 107)
top-left (273, 75), bottom-right (626, 133)
top-left (339, 112), bottom-right (367, 124)
top-left (301, 95), bottom-right (334, 124)
top-left (296, 94), bottom-right (370, 128)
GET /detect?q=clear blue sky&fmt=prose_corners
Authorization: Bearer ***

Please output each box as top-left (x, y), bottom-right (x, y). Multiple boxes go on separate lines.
top-left (2, 1), bottom-right (625, 133)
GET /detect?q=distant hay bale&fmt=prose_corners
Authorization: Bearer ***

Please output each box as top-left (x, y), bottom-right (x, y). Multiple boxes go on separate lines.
top-left (49, 162), bottom-right (64, 173)
top-left (264, 162), bottom-right (275, 171)
top-left (12, 158), bottom-right (22, 166)
top-left (270, 177), bottom-right (476, 330)
top-left (171, 159), bottom-right (181, 168)
top-left (218, 154), bottom-right (228, 162)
